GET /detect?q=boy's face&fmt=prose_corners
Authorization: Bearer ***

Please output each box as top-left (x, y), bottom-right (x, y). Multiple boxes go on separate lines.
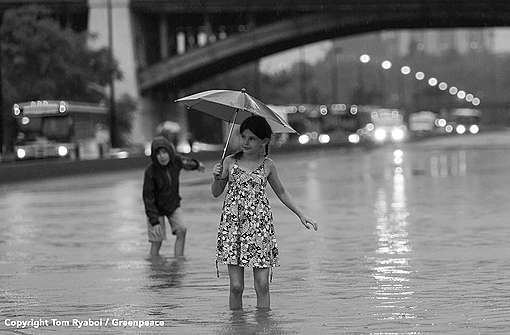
top-left (156, 148), bottom-right (170, 166)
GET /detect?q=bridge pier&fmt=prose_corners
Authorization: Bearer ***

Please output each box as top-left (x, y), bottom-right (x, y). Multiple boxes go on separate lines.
top-left (87, 0), bottom-right (150, 145)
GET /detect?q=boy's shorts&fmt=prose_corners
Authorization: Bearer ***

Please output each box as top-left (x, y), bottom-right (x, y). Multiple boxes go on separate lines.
top-left (147, 208), bottom-right (186, 242)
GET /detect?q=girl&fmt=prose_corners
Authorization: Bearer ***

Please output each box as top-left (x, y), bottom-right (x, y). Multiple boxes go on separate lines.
top-left (211, 115), bottom-right (318, 310)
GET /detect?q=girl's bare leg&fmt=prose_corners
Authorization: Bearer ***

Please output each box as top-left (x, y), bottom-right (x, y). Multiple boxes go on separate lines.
top-left (253, 267), bottom-right (270, 309)
top-left (228, 265), bottom-right (245, 310)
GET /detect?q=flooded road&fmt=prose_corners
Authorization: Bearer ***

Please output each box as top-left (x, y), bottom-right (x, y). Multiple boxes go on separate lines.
top-left (1, 131), bottom-right (509, 334)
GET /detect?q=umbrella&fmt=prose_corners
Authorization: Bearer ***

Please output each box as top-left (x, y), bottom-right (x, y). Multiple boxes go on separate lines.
top-left (175, 88), bottom-right (296, 159)
top-left (156, 120), bottom-right (181, 134)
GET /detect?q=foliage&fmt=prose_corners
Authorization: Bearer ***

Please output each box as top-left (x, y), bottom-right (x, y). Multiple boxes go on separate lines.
top-left (0, 5), bottom-right (125, 151)
top-left (1, 5), bottom-right (121, 102)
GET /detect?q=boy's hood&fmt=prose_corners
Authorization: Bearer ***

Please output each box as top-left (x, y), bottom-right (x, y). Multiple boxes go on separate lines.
top-left (150, 136), bottom-right (177, 166)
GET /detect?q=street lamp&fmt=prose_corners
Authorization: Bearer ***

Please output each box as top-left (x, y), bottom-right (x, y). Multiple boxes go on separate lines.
top-left (107, 0), bottom-right (118, 148)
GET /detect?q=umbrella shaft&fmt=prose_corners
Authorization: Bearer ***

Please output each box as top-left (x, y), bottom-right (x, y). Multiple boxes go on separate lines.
top-left (222, 109), bottom-right (239, 160)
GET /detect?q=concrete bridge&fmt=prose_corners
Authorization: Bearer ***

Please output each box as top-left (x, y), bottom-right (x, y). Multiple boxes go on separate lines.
top-left (1, 0), bottom-right (509, 145)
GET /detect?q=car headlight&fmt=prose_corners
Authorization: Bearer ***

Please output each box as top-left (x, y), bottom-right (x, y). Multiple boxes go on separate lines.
top-left (456, 125), bottom-right (466, 134)
top-left (58, 145), bottom-right (68, 156)
top-left (17, 148), bottom-right (26, 159)
top-left (469, 125), bottom-right (479, 134)
top-left (348, 133), bottom-right (360, 144)
top-left (298, 134), bottom-right (310, 144)
top-left (318, 134), bottom-right (330, 144)
top-left (374, 128), bottom-right (387, 142)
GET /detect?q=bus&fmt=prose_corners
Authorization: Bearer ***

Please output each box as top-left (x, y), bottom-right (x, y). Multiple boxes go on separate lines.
top-left (408, 110), bottom-right (437, 137)
top-left (12, 100), bottom-right (110, 160)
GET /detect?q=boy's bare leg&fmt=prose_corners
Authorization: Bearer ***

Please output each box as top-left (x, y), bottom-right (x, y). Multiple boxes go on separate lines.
top-left (174, 228), bottom-right (186, 257)
top-left (150, 241), bottom-right (162, 257)
top-left (228, 265), bottom-right (245, 310)
top-left (253, 267), bottom-right (270, 309)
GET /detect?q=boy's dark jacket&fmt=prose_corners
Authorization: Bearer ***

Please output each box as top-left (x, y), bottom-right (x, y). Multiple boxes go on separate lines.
top-left (143, 136), bottom-right (200, 226)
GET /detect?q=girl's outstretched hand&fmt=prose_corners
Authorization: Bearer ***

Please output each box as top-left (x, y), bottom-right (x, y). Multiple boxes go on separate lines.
top-left (299, 215), bottom-right (318, 231)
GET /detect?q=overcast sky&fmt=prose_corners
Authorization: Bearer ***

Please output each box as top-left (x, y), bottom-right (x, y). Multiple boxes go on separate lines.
top-left (260, 28), bottom-right (510, 75)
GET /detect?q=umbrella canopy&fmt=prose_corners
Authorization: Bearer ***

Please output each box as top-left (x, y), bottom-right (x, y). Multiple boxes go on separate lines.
top-left (175, 88), bottom-right (296, 160)
top-left (174, 89), bottom-right (296, 134)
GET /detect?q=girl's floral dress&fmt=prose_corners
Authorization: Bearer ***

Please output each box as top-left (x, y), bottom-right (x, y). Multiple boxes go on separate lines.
top-left (216, 158), bottom-right (279, 269)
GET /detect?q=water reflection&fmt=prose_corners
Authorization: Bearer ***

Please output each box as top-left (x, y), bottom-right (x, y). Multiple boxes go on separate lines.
top-left (371, 166), bottom-right (415, 321)
top-left (217, 308), bottom-right (285, 335)
top-left (147, 256), bottom-right (186, 290)
top-left (430, 150), bottom-right (467, 177)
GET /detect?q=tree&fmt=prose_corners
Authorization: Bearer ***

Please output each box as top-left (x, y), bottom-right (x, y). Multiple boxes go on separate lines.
top-left (0, 5), bottom-right (122, 153)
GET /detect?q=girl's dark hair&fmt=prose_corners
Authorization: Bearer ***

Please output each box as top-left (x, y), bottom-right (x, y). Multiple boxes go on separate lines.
top-left (236, 115), bottom-right (273, 157)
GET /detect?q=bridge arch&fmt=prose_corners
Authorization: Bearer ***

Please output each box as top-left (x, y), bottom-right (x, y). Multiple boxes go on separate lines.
top-left (139, 6), bottom-right (510, 92)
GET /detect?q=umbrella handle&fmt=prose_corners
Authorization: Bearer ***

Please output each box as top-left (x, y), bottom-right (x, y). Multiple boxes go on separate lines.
top-left (221, 109), bottom-right (239, 161)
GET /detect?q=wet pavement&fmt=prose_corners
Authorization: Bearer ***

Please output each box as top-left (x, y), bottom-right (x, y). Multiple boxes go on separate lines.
top-left (1, 131), bottom-right (510, 334)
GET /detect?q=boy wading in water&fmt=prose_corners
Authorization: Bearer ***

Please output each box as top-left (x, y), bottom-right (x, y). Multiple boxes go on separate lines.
top-left (143, 136), bottom-right (204, 258)
top-left (211, 115), bottom-right (318, 310)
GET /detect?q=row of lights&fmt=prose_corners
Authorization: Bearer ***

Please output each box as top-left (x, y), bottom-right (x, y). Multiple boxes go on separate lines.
top-left (359, 54), bottom-right (481, 106)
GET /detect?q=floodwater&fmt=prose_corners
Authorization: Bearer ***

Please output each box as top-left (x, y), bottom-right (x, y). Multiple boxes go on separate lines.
top-left (1, 132), bottom-right (510, 334)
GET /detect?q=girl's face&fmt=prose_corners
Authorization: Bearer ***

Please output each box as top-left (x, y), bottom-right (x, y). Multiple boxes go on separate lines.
top-left (240, 129), bottom-right (268, 155)
top-left (156, 148), bottom-right (170, 166)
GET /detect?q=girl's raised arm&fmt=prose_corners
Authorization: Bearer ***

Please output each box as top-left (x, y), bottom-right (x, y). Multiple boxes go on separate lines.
top-left (267, 160), bottom-right (318, 231)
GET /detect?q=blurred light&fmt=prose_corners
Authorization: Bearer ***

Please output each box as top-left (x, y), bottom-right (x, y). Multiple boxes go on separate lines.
top-left (394, 156), bottom-right (403, 165)
top-left (436, 118), bottom-right (447, 127)
top-left (449, 86), bottom-right (458, 95)
top-left (400, 66), bottom-right (411, 75)
top-left (21, 117), bottom-right (30, 125)
top-left (469, 125), bottom-right (479, 134)
top-left (13, 104), bottom-right (21, 116)
top-left (381, 60), bottom-right (392, 70)
top-left (17, 148), bottom-right (26, 159)
top-left (298, 134), bottom-right (310, 144)
top-left (465, 93), bottom-right (474, 102)
top-left (113, 150), bottom-right (129, 159)
top-left (445, 125), bottom-right (454, 133)
top-left (350, 105), bottom-right (358, 115)
top-left (318, 134), bottom-right (330, 144)
top-left (58, 146), bottom-right (68, 157)
top-left (456, 124), bottom-right (466, 134)
top-left (457, 90), bottom-right (466, 99)
top-left (320, 105), bottom-right (328, 115)
top-left (366, 123), bottom-right (375, 131)
top-left (177, 142), bottom-right (191, 153)
top-left (391, 128), bottom-right (405, 142)
top-left (144, 145), bottom-right (151, 156)
top-left (360, 54), bottom-right (371, 63)
top-left (393, 149), bottom-right (404, 158)
top-left (59, 101), bottom-right (67, 113)
top-left (415, 72), bottom-right (425, 80)
top-left (374, 128), bottom-right (387, 142)
top-left (428, 78), bottom-right (438, 86)
top-left (472, 98), bottom-right (481, 106)
top-left (348, 133), bottom-right (360, 144)
top-left (438, 82), bottom-right (448, 90)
